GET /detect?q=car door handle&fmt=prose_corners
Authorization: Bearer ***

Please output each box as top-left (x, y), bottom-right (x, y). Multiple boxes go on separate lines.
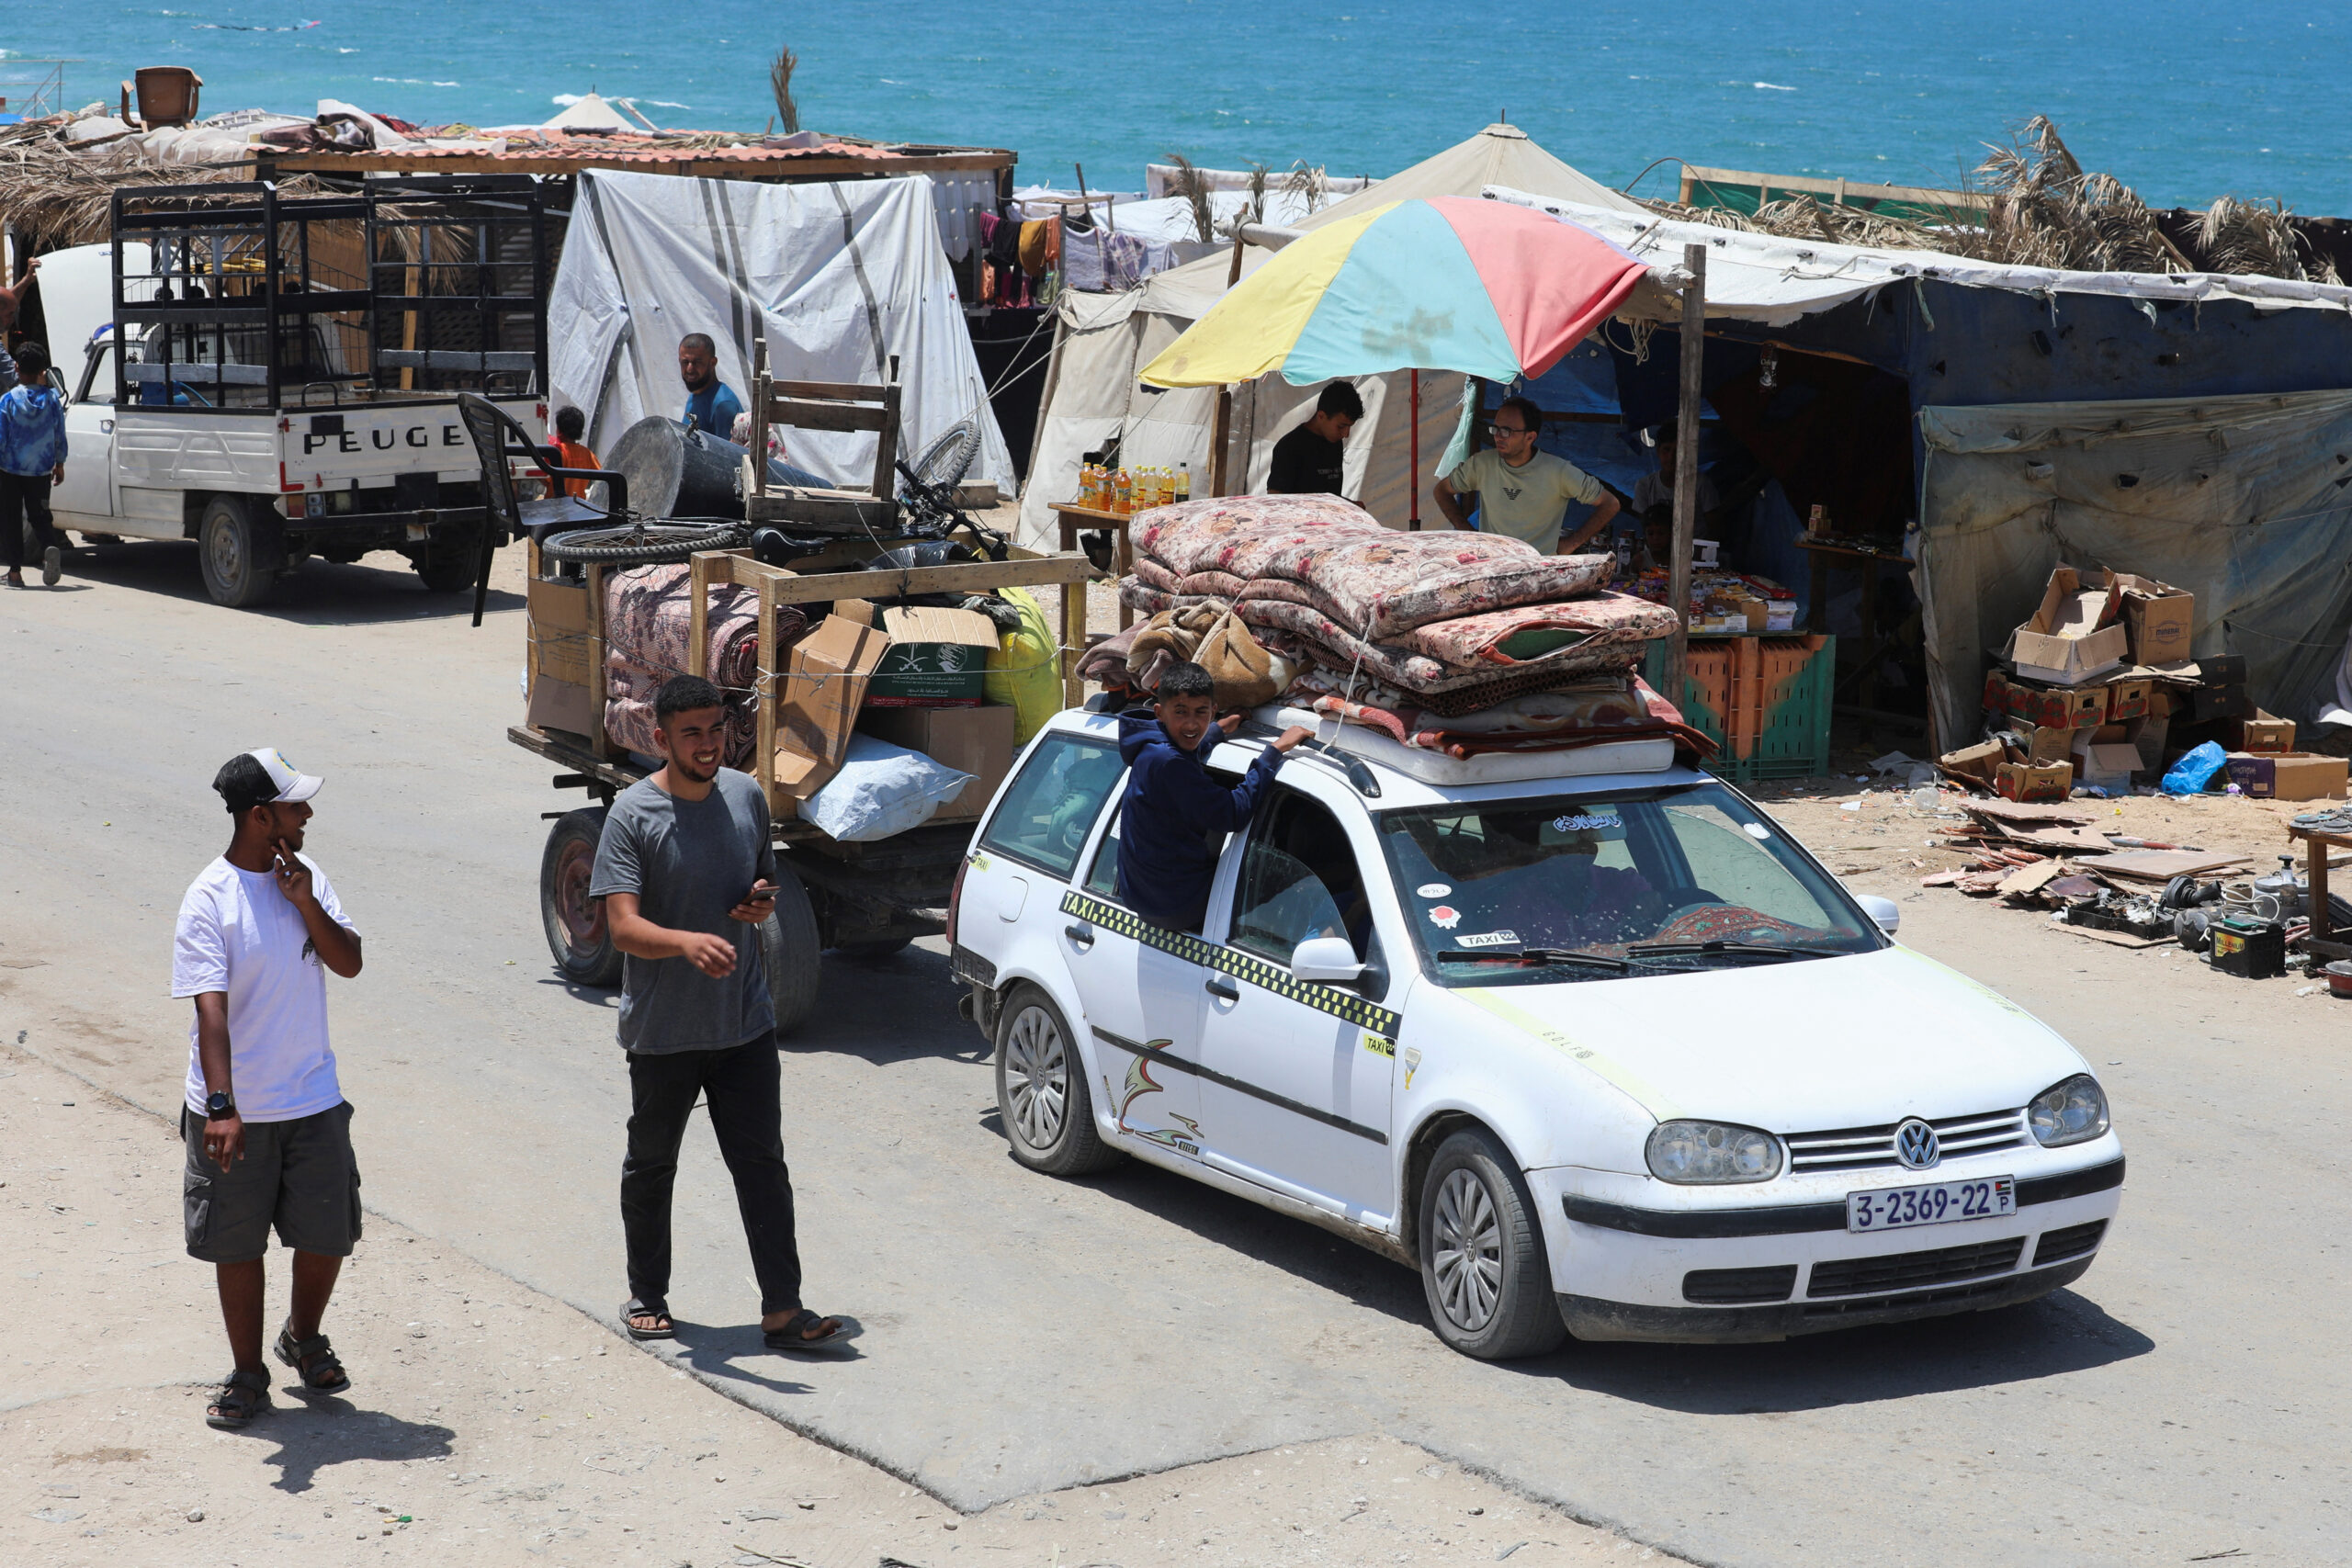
top-left (1064, 922), bottom-right (1094, 950)
top-left (1204, 976), bottom-right (1239, 1001)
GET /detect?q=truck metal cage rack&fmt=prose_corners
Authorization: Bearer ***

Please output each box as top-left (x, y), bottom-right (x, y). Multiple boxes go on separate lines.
top-left (109, 174), bottom-right (551, 412)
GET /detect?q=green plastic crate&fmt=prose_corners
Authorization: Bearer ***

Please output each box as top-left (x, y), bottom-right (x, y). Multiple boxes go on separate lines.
top-left (1643, 634), bottom-right (1835, 785)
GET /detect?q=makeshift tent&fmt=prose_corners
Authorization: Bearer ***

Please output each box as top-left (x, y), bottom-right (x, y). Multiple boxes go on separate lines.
top-left (1017, 123), bottom-right (1646, 547)
top-left (548, 169), bottom-right (1015, 493)
top-left (1487, 185), bottom-right (2352, 737)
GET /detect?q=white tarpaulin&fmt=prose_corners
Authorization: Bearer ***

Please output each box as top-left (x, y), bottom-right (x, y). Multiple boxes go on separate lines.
top-left (549, 170), bottom-right (1013, 492)
top-left (1485, 186), bottom-right (2352, 326)
top-left (1916, 389), bottom-right (2352, 742)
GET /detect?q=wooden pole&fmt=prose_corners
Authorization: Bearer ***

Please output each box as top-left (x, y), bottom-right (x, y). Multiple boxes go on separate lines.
top-left (1663, 242), bottom-right (1706, 713)
top-left (1408, 369), bottom-right (1421, 530)
top-left (1207, 231), bottom-right (1249, 498)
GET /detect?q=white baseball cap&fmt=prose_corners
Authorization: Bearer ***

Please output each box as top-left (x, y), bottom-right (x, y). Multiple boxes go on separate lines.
top-left (247, 748), bottom-right (323, 804)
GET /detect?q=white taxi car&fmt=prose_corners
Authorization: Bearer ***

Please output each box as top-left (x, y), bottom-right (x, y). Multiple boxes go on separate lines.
top-left (946, 706), bottom-right (2123, 1359)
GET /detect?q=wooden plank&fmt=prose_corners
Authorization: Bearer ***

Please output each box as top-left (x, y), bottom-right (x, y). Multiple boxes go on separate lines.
top-left (709, 551), bottom-right (1096, 608)
top-left (870, 383), bottom-right (901, 502)
top-left (687, 551), bottom-right (713, 679)
top-left (762, 396), bottom-right (891, 434)
top-left (1680, 164), bottom-right (1991, 212)
top-left (763, 378), bottom-right (892, 401)
top-left (585, 562), bottom-right (618, 761)
top-left (756, 572), bottom-right (780, 816)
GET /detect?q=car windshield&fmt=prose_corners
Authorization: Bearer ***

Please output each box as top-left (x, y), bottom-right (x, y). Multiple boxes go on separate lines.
top-left (1373, 781), bottom-right (1882, 986)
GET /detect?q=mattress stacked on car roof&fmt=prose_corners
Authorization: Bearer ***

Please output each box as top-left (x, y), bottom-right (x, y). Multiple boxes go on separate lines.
top-left (1112, 494), bottom-right (1710, 757)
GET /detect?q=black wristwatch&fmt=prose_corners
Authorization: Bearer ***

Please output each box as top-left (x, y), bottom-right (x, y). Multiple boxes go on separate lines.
top-left (206, 1090), bottom-right (236, 1120)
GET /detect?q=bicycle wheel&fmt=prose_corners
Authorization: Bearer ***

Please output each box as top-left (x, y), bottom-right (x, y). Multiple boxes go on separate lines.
top-left (539, 518), bottom-right (746, 565)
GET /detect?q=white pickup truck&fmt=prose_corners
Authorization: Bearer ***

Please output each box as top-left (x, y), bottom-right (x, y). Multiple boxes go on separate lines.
top-left (35, 175), bottom-right (552, 606)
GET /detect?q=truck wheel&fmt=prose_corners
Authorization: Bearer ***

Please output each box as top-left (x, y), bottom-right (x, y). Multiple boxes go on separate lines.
top-left (1418, 1127), bottom-right (1567, 1361)
top-left (994, 984), bottom-right (1120, 1176)
top-left (197, 495), bottom-right (286, 607)
top-left (759, 869), bottom-right (822, 1038)
top-left (415, 527), bottom-right (485, 592)
top-left (539, 808), bottom-right (622, 987)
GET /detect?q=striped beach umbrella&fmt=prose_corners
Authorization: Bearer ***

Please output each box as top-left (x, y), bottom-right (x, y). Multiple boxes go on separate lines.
top-left (1138, 195), bottom-right (1649, 389)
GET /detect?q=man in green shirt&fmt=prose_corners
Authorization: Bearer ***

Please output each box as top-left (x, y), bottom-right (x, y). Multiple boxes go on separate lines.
top-left (1434, 395), bottom-right (1620, 555)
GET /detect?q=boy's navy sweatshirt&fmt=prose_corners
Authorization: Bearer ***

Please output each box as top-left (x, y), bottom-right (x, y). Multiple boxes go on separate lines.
top-left (1113, 711), bottom-right (1283, 929)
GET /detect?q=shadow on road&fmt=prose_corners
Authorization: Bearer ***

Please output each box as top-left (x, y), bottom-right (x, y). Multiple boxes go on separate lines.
top-left (1526, 1286), bottom-right (2154, 1413)
top-left (1059, 1145), bottom-right (2154, 1412)
top-left (788, 945), bottom-right (987, 1066)
top-left (57, 539), bottom-right (524, 626)
top-left (220, 1393), bottom-right (456, 1494)
top-left (667, 1320), bottom-right (841, 1398)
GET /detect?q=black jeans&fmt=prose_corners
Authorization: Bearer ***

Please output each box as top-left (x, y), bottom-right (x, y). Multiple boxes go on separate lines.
top-left (0, 471), bottom-right (59, 571)
top-left (620, 1033), bottom-right (804, 1315)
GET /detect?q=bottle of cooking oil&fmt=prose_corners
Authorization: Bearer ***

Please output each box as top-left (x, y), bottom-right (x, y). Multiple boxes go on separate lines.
top-left (1114, 467), bottom-right (1133, 516)
top-left (1175, 462), bottom-right (1192, 503)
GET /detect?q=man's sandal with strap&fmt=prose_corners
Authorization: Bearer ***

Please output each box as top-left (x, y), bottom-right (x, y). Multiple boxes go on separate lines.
top-left (763, 1307), bottom-right (855, 1355)
top-left (273, 1322), bottom-right (352, 1395)
top-left (206, 1367), bottom-right (273, 1429)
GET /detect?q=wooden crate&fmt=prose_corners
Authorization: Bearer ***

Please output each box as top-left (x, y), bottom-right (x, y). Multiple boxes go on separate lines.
top-left (683, 547), bottom-right (1099, 818)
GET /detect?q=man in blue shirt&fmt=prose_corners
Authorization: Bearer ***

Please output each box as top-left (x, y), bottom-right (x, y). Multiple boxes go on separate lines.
top-left (0, 340), bottom-right (68, 588)
top-left (1114, 661), bottom-right (1309, 931)
top-left (678, 333), bottom-right (745, 440)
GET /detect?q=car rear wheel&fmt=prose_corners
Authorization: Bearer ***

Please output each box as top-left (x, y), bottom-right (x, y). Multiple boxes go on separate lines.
top-left (539, 808), bottom-right (623, 987)
top-left (1418, 1127), bottom-right (1566, 1360)
top-left (995, 985), bottom-right (1119, 1176)
top-left (197, 494), bottom-right (286, 607)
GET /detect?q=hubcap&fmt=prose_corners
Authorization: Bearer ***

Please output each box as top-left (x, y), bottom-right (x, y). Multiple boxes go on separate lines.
top-left (1003, 1006), bottom-right (1068, 1150)
top-left (555, 840), bottom-right (605, 951)
top-left (208, 515), bottom-right (243, 587)
top-left (1431, 1168), bottom-right (1505, 1333)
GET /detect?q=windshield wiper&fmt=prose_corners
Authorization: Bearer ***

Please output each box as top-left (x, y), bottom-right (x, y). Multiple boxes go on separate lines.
top-left (1623, 940), bottom-right (1843, 963)
top-left (1438, 948), bottom-right (1631, 974)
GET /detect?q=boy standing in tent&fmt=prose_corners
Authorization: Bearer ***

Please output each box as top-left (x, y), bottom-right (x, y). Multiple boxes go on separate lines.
top-left (1268, 382), bottom-right (1364, 498)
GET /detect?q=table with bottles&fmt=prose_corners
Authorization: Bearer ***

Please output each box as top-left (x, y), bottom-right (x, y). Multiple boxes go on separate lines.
top-left (1053, 460), bottom-right (1197, 632)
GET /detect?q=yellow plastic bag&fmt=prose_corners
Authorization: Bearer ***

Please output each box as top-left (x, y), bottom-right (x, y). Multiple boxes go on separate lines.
top-left (985, 586), bottom-right (1062, 744)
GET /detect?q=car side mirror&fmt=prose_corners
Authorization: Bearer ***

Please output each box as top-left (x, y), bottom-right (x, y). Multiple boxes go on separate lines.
top-left (1290, 935), bottom-right (1363, 984)
top-left (1853, 894), bottom-right (1900, 935)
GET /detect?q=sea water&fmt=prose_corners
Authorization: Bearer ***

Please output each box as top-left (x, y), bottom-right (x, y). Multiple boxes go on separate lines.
top-left (17, 1), bottom-right (2350, 214)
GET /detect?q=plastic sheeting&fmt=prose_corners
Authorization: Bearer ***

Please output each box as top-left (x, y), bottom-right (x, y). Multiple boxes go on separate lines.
top-left (548, 170), bottom-right (1014, 493)
top-left (1916, 389), bottom-right (2352, 743)
top-left (1485, 186), bottom-right (2352, 326)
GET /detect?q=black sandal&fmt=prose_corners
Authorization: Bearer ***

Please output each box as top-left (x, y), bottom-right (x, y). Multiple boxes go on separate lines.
top-left (206, 1367), bottom-right (273, 1429)
top-left (273, 1322), bottom-right (352, 1394)
top-left (620, 1297), bottom-right (675, 1341)
top-left (763, 1307), bottom-right (854, 1354)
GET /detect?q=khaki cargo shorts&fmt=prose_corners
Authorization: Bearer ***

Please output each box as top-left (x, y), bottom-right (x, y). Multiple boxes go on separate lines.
top-left (181, 1100), bottom-right (363, 1263)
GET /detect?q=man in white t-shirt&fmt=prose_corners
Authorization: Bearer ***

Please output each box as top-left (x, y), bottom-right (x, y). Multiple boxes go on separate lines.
top-left (174, 749), bottom-right (365, 1429)
top-left (1434, 395), bottom-right (1620, 555)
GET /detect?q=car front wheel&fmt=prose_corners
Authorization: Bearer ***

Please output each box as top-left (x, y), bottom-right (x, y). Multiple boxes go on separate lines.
top-left (994, 985), bottom-right (1119, 1177)
top-left (1418, 1127), bottom-right (1566, 1360)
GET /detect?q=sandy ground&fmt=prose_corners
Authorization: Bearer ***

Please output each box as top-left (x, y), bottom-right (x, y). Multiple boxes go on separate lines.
top-left (0, 1043), bottom-right (1661, 1568)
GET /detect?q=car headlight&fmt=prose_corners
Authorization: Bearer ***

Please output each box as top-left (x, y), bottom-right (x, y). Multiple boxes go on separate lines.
top-left (1645, 1120), bottom-right (1782, 1184)
top-left (2028, 1074), bottom-right (2109, 1147)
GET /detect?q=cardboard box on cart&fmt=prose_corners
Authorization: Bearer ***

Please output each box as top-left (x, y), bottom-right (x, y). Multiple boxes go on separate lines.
top-left (772, 609), bottom-right (891, 815)
top-left (525, 554), bottom-right (597, 737)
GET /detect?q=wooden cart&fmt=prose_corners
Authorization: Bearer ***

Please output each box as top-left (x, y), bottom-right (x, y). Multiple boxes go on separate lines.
top-left (511, 543), bottom-right (1100, 1034)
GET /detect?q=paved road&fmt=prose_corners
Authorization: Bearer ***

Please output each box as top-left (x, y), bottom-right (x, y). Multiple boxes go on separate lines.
top-left (4, 542), bottom-right (2346, 1566)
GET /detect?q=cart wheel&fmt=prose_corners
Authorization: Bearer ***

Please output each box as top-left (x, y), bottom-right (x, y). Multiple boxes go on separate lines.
top-left (540, 807), bottom-right (622, 987)
top-left (197, 494), bottom-right (286, 607)
top-left (759, 869), bottom-right (823, 1038)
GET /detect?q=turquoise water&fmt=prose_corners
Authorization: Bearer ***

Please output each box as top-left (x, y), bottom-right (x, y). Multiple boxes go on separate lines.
top-left (18, 3), bottom-right (2351, 213)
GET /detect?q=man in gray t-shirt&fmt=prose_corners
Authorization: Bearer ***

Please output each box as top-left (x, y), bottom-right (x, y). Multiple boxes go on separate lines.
top-left (589, 675), bottom-right (846, 1352)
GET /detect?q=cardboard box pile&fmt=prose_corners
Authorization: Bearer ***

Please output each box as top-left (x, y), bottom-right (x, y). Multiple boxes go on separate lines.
top-left (526, 569), bottom-right (597, 737)
top-left (2004, 567), bottom-right (2129, 686)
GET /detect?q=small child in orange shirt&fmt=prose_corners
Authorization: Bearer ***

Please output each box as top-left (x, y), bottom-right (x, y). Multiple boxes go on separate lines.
top-left (548, 405), bottom-right (600, 499)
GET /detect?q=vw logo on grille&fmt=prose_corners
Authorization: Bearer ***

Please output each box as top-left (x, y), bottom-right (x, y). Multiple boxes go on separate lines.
top-left (1894, 1118), bottom-right (1941, 1170)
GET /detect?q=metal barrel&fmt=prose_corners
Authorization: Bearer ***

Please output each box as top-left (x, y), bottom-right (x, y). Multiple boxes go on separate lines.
top-left (603, 417), bottom-right (832, 521)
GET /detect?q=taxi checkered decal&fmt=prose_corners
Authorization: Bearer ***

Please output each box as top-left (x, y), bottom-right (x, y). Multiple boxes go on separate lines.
top-left (1060, 890), bottom-right (1403, 1037)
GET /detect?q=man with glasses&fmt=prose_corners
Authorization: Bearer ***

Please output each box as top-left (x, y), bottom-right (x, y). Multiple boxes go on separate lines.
top-left (1434, 394), bottom-right (1619, 555)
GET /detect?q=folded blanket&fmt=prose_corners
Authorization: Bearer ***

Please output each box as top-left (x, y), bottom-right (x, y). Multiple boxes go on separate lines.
top-left (601, 562), bottom-right (806, 772)
top-left (1136, 495), bottom-right (1612, 639)
top-left (1236, 596), bottom-right (1645, 695)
